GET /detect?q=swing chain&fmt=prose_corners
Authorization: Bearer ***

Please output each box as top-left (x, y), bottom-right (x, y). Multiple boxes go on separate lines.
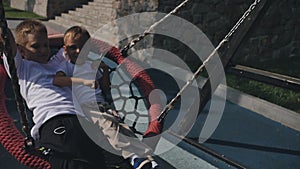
top-left (157, 0), bottom-right (262, 122)
top-left (121, 0), bottom-right (190, 56)
top-left (225, 0), bottom-right (261, 40)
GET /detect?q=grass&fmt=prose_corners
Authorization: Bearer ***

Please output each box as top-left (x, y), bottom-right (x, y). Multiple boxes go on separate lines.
top-left (3, 2), bottom-right (45, 19)
top-left (226, 75), bottom-right (300, 113)
top-left (194, 68), bottom-right (300, 113)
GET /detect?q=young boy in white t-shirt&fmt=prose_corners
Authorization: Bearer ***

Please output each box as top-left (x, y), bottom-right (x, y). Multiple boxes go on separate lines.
top-left (2, 19), bottom-right (108, 169)
top-left (53, 26), bottom-right (162, 169)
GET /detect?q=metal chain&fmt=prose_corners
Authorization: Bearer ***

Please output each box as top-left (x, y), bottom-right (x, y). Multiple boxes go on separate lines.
top-left (121, 0), bottom-right (190, 56)
top-left (158, 0), bottom-right (262, 122)
top-left (225, 0), bottom-right (261, 40)
top-left (0, 2), bottom-right (32, 142)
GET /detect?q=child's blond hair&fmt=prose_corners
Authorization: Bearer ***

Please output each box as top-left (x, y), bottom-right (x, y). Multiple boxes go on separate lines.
top-left (63, 26), bottom-right (90, 44)
top-left (15, 19), bottom-right (47, 46)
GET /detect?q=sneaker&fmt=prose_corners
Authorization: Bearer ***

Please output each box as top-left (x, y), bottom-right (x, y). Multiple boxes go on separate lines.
top-left (133, 158), bottom-right (152, 169)
top-left (151, 160), bottom-right (162, 169)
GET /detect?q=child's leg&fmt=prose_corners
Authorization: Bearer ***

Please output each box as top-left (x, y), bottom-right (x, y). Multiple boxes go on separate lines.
top-left (39, 114), bottom-right (107, 169)
top-left (81, 102), bottom-right (153, 159)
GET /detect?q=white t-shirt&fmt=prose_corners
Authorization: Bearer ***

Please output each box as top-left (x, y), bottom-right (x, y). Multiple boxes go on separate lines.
top-left (3, 48), bottom-right (84, 140)
top-left (58, 60), bottom-right (105, 105)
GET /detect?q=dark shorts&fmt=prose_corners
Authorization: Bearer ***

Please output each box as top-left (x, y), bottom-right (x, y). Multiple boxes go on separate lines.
top-left (38, 114), bottom-right (107, 169)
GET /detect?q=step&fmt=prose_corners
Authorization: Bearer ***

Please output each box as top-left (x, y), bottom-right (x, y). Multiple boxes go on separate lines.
top-left (49, 0), bottom-right (116, 35)
top-left (70, 8), bottom-right (114, 23)
top-left (87, 1), bottom-right (114, 8)
top-left (61, 12), bottom-right (107, 29)
top-left (76, 5), bottom-right (116, 18)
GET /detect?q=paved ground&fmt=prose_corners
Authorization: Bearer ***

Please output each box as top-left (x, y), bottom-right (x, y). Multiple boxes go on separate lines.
top-left (149, 67), bottom-right (300, 169)
top-left (2, 70), bottom-right (300, 169)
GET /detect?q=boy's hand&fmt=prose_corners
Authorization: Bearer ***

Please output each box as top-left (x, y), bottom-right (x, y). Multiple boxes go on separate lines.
top-left (83, 80), bottom-right (98, 89)
top-left (99, 62), bottom-right (109, 73)
top-left (91, 61), bottom-right (109, 72)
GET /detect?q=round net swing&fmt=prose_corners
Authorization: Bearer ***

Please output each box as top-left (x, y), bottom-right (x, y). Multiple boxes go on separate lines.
top-left (0, 38), bottom-right (163, 168)
top-left (91, 38), bottom-right (164, 137)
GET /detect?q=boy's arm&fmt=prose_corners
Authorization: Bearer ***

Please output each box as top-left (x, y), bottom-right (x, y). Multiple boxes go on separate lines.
top-left (53, 71), bottom-right (98, 88)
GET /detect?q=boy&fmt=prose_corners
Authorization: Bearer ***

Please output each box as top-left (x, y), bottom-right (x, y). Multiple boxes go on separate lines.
top-left (2, 19), bottom-right (107, 169)
top-left (53, 26), bottom-right (162, 169)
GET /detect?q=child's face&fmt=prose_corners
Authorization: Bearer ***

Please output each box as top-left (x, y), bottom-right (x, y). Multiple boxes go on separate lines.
top-left (64, 35), bottom-right (88, 64)
top-left (19, 32), bottom-right (50, 64)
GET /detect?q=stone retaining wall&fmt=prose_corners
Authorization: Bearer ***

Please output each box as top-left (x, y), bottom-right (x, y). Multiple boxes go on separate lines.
top-left (155, 0), bottom-right (299, 77)
top-left (114, 0), bottom-right (159, 61)
top-left (10, 0), bottom-right (89, 18)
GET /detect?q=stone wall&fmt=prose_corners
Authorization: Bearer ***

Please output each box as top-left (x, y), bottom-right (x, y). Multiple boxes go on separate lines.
top-left (112, 0), bottom-right (299, 76)
top-left (114, 0), bottom-right (159, 61)
top-left (234, 0), bottom-right (299, 77)
top-left (10, 0), bottom-right (90, 18)
top-left (152, 0), bottom-right (250, 69)
top-left (115, 0), bottom-right (158, 16)
top-left (155, 0), bottom-right (299, 77)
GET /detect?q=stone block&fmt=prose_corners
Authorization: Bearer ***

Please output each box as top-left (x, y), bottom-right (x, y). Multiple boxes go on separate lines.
top-left (10, 0), bottom-right (90, 18)
top-left (10, 0), bottom-right (27, 11)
